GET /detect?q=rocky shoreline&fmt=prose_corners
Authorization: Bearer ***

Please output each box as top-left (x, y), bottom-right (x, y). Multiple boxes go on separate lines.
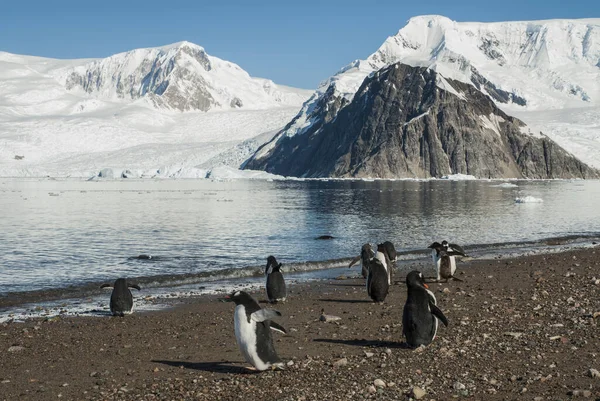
top-left (1, 246), bottom-right (600, 400)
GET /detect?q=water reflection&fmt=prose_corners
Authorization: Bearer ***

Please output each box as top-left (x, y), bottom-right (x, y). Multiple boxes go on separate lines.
top-left (0, 178), bottom-right (599, 294)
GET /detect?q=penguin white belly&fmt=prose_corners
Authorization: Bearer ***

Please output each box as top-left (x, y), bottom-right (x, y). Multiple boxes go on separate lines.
top-left (449, 256), bottom-right (457, 276)
top-left (234, 305), bottom-right (269, 371)
top-left (374, 252), bottom-right (391, 285)
top-left (426, 288), bottom-right (439, 340)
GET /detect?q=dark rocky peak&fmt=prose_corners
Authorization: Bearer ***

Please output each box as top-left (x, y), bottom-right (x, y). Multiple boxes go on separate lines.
top-left (245, 62), bottom-right (598, 180)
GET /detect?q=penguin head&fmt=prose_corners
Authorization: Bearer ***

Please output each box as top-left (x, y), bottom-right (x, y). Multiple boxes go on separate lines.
top-left (100, 278), bottom-right (141, 291)
top-left (406, 270), bottom-right (428, 289)
top-left (228, 290), bottom-right (255, 306)
top-left (360, 243), bottom-right (375, 262)
top-left (428, 241), bottom-right (443, 250)
top-left (266, 256), bottom-right (282, 274)
top-left (441, 240), bottom-right (449, 249)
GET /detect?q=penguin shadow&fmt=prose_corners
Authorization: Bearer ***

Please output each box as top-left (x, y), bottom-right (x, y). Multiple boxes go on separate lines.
top-left (151, 360), bottom-right (259, 374)
top-left (313, 338), bottom-right (411, 349)
top-left (318, 298), bottom-right (373, 304)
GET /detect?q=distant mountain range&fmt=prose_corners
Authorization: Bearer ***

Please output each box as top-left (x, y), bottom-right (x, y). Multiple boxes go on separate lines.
top-left (246, 16), bottom-right (600, 178)
top-left (0, 43), bottom-right (312, 177)
top-left (1, 16), bottom-right (599, 179)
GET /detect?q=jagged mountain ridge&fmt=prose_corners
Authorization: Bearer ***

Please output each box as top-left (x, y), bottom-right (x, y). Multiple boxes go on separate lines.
top-left (57, 41), bottom-right (309, 112)
top-left (245, 62), bottom-right (598, 179)
top-left (251, 16), bottom-right (600, 167)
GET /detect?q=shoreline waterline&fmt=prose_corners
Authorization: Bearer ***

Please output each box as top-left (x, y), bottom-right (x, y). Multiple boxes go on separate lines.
top-left (1, 234), bottom-right (598, 323)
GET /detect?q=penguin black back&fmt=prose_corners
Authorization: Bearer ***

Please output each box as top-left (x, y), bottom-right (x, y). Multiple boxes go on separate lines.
top-left (100, 278), bottom-right (141, 317)
top-left (366, 257), bottom-right (389, 303)
top-left (265, 256), bottom-right (287, 303)
top-left (360, 243), bottom-right (375, 279)
top-left (402, 271), bottom-right (448, 347)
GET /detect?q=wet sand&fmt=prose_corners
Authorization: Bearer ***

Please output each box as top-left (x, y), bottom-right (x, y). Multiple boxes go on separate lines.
top-left (1, 246), bottom-right (600, 400)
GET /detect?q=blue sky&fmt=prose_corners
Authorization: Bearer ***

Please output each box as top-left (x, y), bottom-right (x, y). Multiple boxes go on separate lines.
top-left (1, 0), bottom-right (598, 88)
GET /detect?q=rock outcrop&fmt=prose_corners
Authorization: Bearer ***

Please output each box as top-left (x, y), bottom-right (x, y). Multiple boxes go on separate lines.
top-left (245, 63), bottom-right (598, 179)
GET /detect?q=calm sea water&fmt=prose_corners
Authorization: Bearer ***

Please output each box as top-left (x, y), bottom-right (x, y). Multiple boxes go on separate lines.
top-left (1, 178), bottom-right (600, 298)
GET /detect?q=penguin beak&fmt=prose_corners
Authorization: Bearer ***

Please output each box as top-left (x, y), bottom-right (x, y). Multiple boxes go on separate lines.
top-left (423, 283), bottom-right (429, 289)
top-left (222, 295), bottom-right (233, 302)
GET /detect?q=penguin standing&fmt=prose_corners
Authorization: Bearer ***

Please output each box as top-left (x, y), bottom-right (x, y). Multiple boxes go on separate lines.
top-left (365, 245), bottom-right (389, 303)
top-left (376, 241), bottom-right (396, 285)
top-left (228, 291), bottom-right (287, 371)
top-left (428, 240), bottom-right (467, 282)
top-left (348, 243), bottom-right (372, 279)
top-left (265, 256), bottom-right (287, 303)
top-left (100, 278), bottom-right (141, 317)
top-left (402, 270), bottom-right (449, 347)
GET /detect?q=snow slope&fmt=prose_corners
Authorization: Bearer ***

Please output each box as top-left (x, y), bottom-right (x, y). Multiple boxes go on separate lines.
top-left (260, 16), bottom-right (600, 169)
top-left (0, 45), bottom-right (312, 177)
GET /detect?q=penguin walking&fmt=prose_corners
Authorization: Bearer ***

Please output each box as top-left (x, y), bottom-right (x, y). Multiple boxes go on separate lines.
top-left (228, 291), bottom-right (287, 371)
top-left (265, 256), bottom-right (286, 303)
top-left (402, 271), bottom-right (449, 347)
top-left (428, 240), bottom-right (467, 282)
top-left (100, 278), bottom-right (141, 317)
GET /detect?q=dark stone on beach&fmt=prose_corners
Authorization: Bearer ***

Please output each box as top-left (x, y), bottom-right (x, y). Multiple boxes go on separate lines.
top-left (315, 235), bottom-right (335, 240)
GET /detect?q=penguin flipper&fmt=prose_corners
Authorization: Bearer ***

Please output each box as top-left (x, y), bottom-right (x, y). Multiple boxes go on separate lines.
top-left (430, 303), bottom-right (449, 327)
top-left (269, 321), bottom-right (287, 334)
top-left (448, 243), bottom-right (467, 257)
top-left (251, 309), bottom-right (282, 323)
top-left (348, 255), bottom-right (361, 268)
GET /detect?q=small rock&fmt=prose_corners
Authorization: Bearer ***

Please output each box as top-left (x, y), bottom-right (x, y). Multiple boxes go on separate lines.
top-left (364, 351), bottom-right (374, 358)
top-left (367, 385), bottom-right (377, 394)
top-left (413, 345), bottom-right (426, 353)
top-left (374, 379), bottom-right (386, 388)
top-left (453, 382), bottom-right (466, 391)
top-left (8, 346), bottom-right (24, 352)
top-left (411, 386), bottom-right (427, 399)
top-left (333, 358), bottom-right (348, 367)
top-left (320, 313), bottom-right (341, 322)
top-left (442, 287), bottom-right (451, 294)
top-left (588, 368), bottom-right (600, 379)
top-left (286, 360), bottom-right (294, 367)
top-left (89, 372), bottom-right (98, 377)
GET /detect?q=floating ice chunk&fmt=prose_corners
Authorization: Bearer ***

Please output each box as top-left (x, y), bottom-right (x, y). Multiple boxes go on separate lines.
top-left (492, 182), bottom-right (519, 188)
top-left (206, 166), bottom-right (285, 180)
top-left (440, 174), bottom-right (477, 180)
top-left (515, 196), bottom-right (543, 203)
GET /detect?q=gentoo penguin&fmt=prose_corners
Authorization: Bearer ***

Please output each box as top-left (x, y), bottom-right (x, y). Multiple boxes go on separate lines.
top-left (265, 256), bottom-right (286, 303)
top-left (402, 271), bottom-right (449, 347)
top-left (365, 245), bottom-right (390, 303)
top-left (348, 243), bottom-right (374, 279)
top-left (379, 241), bottom-right (397, 262)
top-left (100, 278), bottom-right (141, 317)
top-left (228, 291), bottom-right (287, 371)
top-left (428, 240), bottom-right (467, 282)
top-left (376, 242), bottom-right (396, 285)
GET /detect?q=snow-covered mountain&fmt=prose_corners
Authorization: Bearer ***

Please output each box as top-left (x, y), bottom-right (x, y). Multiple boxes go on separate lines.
top-left (255, 16), bottom-right (600, 169)
top-left (60, 41), bottom-right (308, 112)
top-left (0, 43), bottom-right (313, 177)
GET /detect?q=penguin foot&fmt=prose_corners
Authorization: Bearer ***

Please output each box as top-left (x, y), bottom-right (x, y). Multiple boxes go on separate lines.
top-left (450, 276), bottom-right (464, 282)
